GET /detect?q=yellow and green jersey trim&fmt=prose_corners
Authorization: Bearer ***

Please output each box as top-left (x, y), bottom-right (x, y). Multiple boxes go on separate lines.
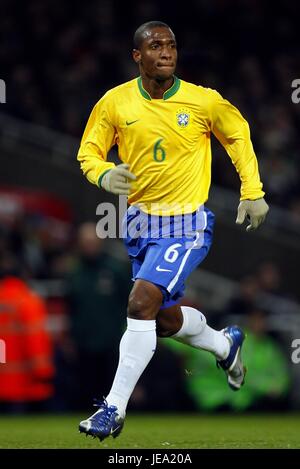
top-left (137, 76), bottom-right (181, 100)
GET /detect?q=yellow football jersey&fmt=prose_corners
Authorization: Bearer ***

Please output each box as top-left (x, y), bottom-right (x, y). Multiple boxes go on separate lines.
top-left (78, 76), bottom-right (264, 215)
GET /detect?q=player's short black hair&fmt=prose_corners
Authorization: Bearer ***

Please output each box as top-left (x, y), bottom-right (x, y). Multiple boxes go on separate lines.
top-left (133, 21), bottom-right (172, 49)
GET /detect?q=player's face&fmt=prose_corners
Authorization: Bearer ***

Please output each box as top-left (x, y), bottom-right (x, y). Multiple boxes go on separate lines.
top-left (133, 27), bottom-right (177, 80)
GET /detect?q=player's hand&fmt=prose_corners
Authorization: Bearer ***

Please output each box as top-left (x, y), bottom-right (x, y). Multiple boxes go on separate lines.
top-left (100, 163), bottom-right (136, 195)
top-left (236, 197), bottom-right (269, 231)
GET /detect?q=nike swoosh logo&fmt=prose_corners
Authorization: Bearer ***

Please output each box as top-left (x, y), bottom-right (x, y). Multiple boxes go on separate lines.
top-left (156, 266), bottom-right (172, 272)
top-left (110, 425), bottom-right (121, 434)
top-left (126, 119), bottom-right (139, 126)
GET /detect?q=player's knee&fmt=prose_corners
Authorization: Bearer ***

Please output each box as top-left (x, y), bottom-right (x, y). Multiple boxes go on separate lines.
top-left (156, 324), bottom-right (175, 338)
top-left (156, 314), bottom-right (182, 338)
top-left (127, 293), bottom-right (158, 320)
top-left (127, 280), bottom-right (163, 320)
top-left (127, 296), bottom-right (151, 320)
top-left (156, 305), bottom-right (183, 337)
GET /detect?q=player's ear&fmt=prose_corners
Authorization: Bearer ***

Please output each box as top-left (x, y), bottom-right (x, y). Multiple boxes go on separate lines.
top-left (132, 49), bottom-right (141, 64)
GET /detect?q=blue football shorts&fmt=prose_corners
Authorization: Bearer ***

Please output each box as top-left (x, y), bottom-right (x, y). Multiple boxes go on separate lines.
top-left (122, 205), bottom-right (215, 309)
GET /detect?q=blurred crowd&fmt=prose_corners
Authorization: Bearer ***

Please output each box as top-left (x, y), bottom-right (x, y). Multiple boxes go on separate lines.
top-left (1, 0), bottom-right (300, 215)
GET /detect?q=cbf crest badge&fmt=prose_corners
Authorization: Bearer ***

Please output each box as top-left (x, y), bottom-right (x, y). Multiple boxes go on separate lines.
top-left (176, 108), bottom-right (190, 128)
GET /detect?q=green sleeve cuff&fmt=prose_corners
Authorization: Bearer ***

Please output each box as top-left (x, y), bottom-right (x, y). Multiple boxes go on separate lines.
top-left (98, 169), bottom-right (112, 188)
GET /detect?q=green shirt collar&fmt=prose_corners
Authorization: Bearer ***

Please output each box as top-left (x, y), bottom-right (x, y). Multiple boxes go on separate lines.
top-left (137, 76), bottom-right (181, 101)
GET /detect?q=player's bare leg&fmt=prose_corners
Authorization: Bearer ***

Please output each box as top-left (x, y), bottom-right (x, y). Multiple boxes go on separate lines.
top-left (79, 279), bottom-right (163, 441)
top-left (157, 304), bottom-right (246, 391)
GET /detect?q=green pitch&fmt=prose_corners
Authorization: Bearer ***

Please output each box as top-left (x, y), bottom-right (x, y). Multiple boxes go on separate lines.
top-left (0, 413), bottom-right (299, 449)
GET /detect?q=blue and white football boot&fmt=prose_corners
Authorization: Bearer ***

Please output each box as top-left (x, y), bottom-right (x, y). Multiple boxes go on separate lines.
top-left (217, 325), bottom-right (247, 391)
top-left (79, 398), bottom-right (124, 441)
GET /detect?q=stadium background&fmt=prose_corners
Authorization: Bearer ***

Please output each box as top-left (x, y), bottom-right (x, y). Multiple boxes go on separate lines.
top-left (0, 0), bottom-right (300, 448)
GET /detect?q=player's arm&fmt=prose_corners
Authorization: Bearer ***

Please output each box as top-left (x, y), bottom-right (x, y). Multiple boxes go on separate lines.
top-left (209, 90), bottom-right (269, 231)
top-left (77, 96), bottom-right (135, 195)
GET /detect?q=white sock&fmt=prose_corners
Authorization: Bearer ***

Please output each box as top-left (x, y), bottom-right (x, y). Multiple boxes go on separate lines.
top-left (172, 306), bottom-right (230, 360)
top-left (105, 318), bottom-right (156, 418)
